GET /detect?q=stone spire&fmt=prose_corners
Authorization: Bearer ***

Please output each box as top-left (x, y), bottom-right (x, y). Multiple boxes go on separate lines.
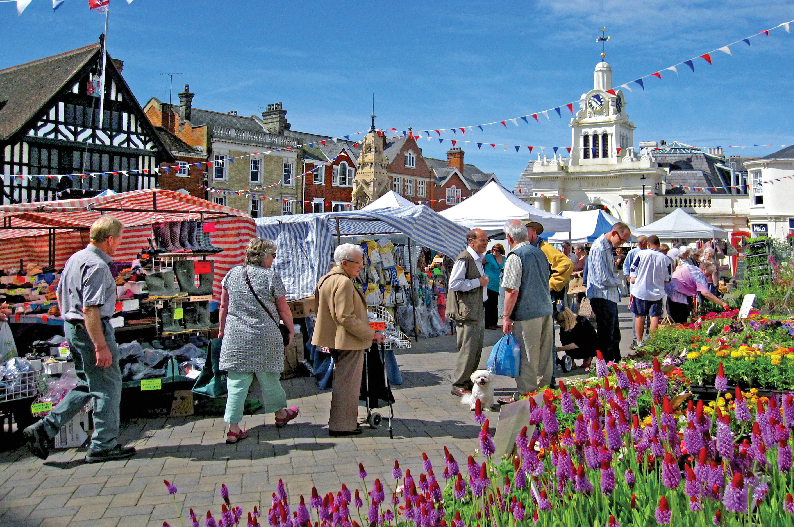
top-left (352, 112), bottom-right (390, 209)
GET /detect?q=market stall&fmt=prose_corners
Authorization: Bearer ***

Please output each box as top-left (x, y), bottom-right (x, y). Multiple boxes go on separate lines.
top-left (632, 207), bottom-right (728, 239)
top-left (546, 209), bottom-right (637, 244)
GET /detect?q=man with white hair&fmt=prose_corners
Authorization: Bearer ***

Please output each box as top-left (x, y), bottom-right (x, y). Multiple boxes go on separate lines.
top-left (498, 220), bottom-right (553, 402)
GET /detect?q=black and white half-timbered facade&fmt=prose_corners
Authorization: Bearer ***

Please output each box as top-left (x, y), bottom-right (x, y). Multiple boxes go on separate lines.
top-left (0, 41), bottom-right (172, 204)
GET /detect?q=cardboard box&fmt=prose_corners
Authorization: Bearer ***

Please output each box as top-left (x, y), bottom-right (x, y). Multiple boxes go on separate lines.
top-left (281, 332), bottom-right (304, 380)
top-left (288, 296), bottom-right (316, 318)
top-left (54, 411), bottom-right (90, 449)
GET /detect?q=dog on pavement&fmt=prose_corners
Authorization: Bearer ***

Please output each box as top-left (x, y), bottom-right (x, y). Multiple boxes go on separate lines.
top-left (461, 369), bottom-right (494, 410)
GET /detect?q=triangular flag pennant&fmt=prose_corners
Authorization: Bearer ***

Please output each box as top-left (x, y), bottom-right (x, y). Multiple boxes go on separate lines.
top-left (760, 29), bottom-right (769, 36)
top-left (460, 128), bottom-right (465, 134)
top-left (521, 116), bottom-right (528, 124)
top-left (621, 83), bottom-right (632, 92)
top-left (652, 72), bottom-right (661, 79)
top-left (321, 140), bottom-right (325, 146)
top-left (17, 0), bottom-right (33, 15)
top-left (500, 120), bottom-right (507, 127)
top-left (424, 131), bottom-right (430, 136)
top-left (503, 145), bottom-right (507, 151)
top-left (553, 147), bottom-right (559, 154)
top-left (566, 147), bottom-right (571, 153)
top-left (52, 0), bottom-right (64, 10)
top-left (531, 114), bottom-right (539, 122)
top-left (527, 146), bottom-right (533, 153)
top-left (684, 60), bottom-right (695, 72)
top-left (606, 89), bottom-right (616, 96)
top-left (515, 146), bottom-right (520, 152)
top-left (567, 103), bottom-right (574, 114)
top-left (718, 46), bottom-right (731, 55)
top-left (491, 144), bottom-right (496, 148)
top-left (782, 22), bottom-right (790, 33)
top-left (743, 38), bottom-right (751, 45)
top-left (554, 107), bottom-right (561, 117)
top-left (477, 143), bottom-right (482, 149)
top-left (666, 66), bottom-right (679, 75)
top-left (435, 130), bottom-right (440, 135)
top-left (510, 118), bottom-right (518, 126)
top-left (344, 135), bottom-right (350, 140)
top-left (451, 128), bottom-right (456, 134)
top-left (700, 53), bottom-right (712, 65)
top-left (541, 110), bottom-right (549, 120)
top-left (634, 79), bottom-right (644, 90)
top-left (438, 138), bottom-right (443, 143)
top-left (451, 140), bottom-right (457, 146)
top-left (616, 147), bottom-right (622, 155)
top-left (478, 125), bottom-right (483, 132)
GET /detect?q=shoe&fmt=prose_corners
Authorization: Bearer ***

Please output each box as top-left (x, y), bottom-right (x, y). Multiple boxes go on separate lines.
top-left (329, 426), bottom-right (363, 437)
top-left (275, 407), bottom-right (299, 428)
top-left (497, 396), bottom-right (517, 405)
top-left (451, 387), bottom-right (472, 397)
top-left (225, 429), bottom-right (249, 444)
top-left (85, 445), bottom-right (136, 463)
top-left (23, 421), bottom-right (53, 460)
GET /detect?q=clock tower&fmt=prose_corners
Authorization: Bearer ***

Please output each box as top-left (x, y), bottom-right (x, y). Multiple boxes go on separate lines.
top-left (569, 60), bottom-right (636, 166)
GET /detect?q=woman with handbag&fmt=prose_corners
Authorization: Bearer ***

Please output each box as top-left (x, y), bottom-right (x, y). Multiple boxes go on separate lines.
top-left (218, 238), bottom-right (298, 444)
top-left (312, 243), bottom-right (385, 437)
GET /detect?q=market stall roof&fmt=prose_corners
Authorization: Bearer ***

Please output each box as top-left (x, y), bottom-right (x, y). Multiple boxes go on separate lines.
top-left (0, 188), bottom-right (248, 239)
top-left (439, 180), bottom-right (571, 233)
top-left (256, 205), bottom-right (468, 300)
top-left (546, 210), bottom-right (637, 244)
top-left (362, 191), bottom-right (415, 210)
top-left (633, 208), bottom-right (728, 239)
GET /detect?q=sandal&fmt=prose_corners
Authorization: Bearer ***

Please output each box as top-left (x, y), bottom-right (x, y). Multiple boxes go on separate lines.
top-left (225, 429), bottom-right (248, 444)
top-left (275, 407), bottom-right (299, 428)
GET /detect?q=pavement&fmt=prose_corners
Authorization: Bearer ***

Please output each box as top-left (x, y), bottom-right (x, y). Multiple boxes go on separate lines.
top-left (0, 300), bottom-right (636, 527)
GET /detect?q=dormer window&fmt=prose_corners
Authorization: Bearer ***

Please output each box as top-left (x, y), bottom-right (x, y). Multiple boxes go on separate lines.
top-left (405, 151), bottom-right (416, 168)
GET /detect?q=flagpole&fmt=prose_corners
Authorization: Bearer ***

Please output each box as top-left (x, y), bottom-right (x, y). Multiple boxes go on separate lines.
top-left (98, 3), bottom-right (109, 129)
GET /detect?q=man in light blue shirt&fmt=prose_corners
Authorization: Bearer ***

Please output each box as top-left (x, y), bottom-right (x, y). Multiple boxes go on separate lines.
top-left (623, 235), bottom-right (647, 347)
top-left (628, 235), bottom-right (672, 345)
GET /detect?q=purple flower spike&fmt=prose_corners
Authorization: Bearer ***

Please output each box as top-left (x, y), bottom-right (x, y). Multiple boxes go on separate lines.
top-left (163, 479), bottom-right (178, 495)
top-left (537, 490), bottom-right (551, 511)
top-left (606, 515), bottom-right (621, 527)
top-left (661, 453), bottom-right (681, 490)
top-left (785, 494), bottom-right (794, 514)
top-left (221, 484), bottom-right (231, 507)
top-left (513, 502), bottom-right (525, 521)
top-left (392, 460), bottom-right (402, 480)
top-left (624, 469), bottom-right (635, 489)
top-left (688, 496), bottom-right (702, 512)
top-left (574, 465), bottom-right (593, 494)
top-left (542, 404), bottom-right (559, 436)
top-left (163, 522), bottom-right (171, 527)
top-left (595, 351), bottom-right (608, 377)
top-left (723, 473), bottom-right (747, 513)
top-left (716, 417), bottom-right (734, 460)
top-left (358, 463), bottom-right (367, 479)
top-left (599, 461), bottom-right (615, 495)
top-left (479, 421), bottom-right (495, 458)
top-left (715, 363), bottom-right (728, 392)
top-left (560, 390), bottom-right (575, 415)
top-left (778, 440), bottom-right (792, 473)
top-left (783, 395), bottom-right (794, 428)
top-left (422, 452), bottom-right (433, 472)
top-left (655, 496), bottom-right (671, 525)
top-left (367, 503), bottom-right (379, 526)
top-left (206, 511), bottom-right (218, 527)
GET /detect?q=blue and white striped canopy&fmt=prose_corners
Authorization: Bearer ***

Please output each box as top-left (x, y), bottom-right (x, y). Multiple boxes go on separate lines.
top-left (256, 206), bottom-right (468, 300)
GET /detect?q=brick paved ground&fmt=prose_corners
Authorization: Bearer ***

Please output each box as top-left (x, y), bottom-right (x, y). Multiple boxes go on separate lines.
top-left (0, 304), bottom-right (635, 527)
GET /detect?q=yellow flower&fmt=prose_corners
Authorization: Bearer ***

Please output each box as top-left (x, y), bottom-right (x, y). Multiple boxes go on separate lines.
top-left (717, 398), bottom-right (726, 407)
top-left (731, 351), bottom-right (743, 359)
top-left (724, 393), bottom-right (733, 400)
top-left (687, 352), bottom-right (701, 360)
top-left (716, 351), bottom-right (729, 357)
top-left (704, 406), bottom-right (714, 415)
top-left (750, 388), bottom-right (759, 394)
top-left (787, 354), bottom-right (794, 360)
top-left (700, 346), bottom-right (711, 352)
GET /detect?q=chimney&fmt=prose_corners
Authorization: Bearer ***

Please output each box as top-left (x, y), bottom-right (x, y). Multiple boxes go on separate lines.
top-left (178, 84), bottom-right (194, 122)
top-left (261, 102), bottom-right (291, 135)
top-left (447, 147), bottom-right (464, 171)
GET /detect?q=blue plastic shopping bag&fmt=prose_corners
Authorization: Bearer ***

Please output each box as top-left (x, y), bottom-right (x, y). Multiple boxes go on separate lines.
top-left (486, 333), bottom-right (521, 377)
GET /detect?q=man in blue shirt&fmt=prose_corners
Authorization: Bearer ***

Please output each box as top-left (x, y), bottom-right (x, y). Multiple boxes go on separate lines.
top-left (623, 235), bottom-right (647, 347)
top-left (586, 222), bottom-right (631, 363)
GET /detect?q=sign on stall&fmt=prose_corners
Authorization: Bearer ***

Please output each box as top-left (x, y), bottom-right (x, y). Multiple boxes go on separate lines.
top-left (738, 294), bottom-right (756, 320)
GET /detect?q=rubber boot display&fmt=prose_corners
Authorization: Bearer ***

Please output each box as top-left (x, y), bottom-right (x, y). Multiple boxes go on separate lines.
top-left (196, 302), bottom-right (215, 328)
top-left (168, 222), bottom-right (187, 252)
top-left (144, 272), bottom-right (167, 297)
top-left (160, 306), bottom-right (182, 334)
top-left (173, 260), bottom-right (199, 295)
top-left (153, 223), bottom-right (177, 252)
top-left (160, 270), bottom-right (183, 297)
top-left (186, 220), bottom-right (201, 251)
top-left (179, 221), bottom-right (192, 252)
top-left (194, 260), bottom-right (214, 296)
top-left (197, 223), bottom-right (222, 253)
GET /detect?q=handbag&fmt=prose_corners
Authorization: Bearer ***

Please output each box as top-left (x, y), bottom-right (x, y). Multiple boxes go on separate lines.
top-left (486, 333), bottom-right (521, 377)
top-left (578, 297), bottom-right (595, 319)
top-left (243, 266), bottom-right (290, 346)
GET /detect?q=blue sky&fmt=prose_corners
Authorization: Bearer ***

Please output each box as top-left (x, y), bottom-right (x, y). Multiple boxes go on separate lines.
top-left (2, 0), bottom-right (794, 190)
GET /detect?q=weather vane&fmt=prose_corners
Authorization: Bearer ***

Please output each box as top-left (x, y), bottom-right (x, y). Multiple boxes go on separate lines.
top-left (596, 27), bottom-right (610, 60)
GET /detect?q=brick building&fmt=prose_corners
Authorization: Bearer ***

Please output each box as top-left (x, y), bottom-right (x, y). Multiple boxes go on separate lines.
top-left (425, 147), bottom-right (496, 211)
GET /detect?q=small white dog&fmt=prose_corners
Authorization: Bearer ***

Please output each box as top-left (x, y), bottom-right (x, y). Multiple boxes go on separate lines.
top-left (461, 369), bottom-right (494, 410)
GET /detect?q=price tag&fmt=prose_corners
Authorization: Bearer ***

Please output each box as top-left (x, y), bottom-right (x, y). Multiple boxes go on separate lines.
top-left (369, 321), bottom-right (386, 331)
top-left (173, 307), bottom-right (184, 320)
top-left (58, 347), bottom-right (69, 357)
top-left (202, 222), bottom-right (216, 233)
top-left (141, 379), bottom-right (162, 391)
top-left (739, 294), bottom-right (756, 320)
top-left (194, 261), bottom-right (212, 274)
top-left (14, 275), bottom-right (24, 284)
top-left (31, 402), bottom-right (53, 413)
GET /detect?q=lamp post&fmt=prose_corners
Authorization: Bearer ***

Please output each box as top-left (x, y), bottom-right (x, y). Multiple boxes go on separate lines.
top-left (640, 175), bottom-right (647, 226)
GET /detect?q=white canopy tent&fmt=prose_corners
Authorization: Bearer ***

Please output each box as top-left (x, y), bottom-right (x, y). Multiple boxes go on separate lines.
top-left (362, 191), bottom-right (415, 210)
top-left (439, 181), bottom-right (571, 234)
top-left (547, 210), bottom-right (637, 244)
top-left (633, 208), bottom-right (728, 239)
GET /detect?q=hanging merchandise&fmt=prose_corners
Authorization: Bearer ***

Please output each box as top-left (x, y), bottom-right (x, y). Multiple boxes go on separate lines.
top-left (365, 283), bottom-right (382, 306)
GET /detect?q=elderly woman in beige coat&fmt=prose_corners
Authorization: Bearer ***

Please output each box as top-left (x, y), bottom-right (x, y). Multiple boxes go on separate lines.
top-left (312, 243), bottom-right (384, 437)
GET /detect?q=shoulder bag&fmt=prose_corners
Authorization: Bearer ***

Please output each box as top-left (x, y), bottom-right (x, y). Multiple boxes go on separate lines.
top-left (243, 266), bottom-right (290, 346)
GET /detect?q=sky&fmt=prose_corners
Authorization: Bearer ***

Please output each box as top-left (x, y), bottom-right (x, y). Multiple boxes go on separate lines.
top-left (2, 0), bottom-right (794, 191)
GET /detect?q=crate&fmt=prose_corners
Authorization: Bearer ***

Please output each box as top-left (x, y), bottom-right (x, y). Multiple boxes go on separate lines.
top-left (0, 370), bottom-right (41, 402)
top-left (288, 296), bottom-right (316, 318)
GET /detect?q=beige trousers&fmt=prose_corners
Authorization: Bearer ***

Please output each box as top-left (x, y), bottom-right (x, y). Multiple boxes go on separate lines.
top-left (513, 315), bottom-right (554, 394)
top-left (451, 318), bottom-right (485, 389)
top-left (329, 349), bottom-right (365, 432)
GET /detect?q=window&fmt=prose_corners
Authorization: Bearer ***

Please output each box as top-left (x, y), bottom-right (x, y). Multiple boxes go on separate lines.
top-left (446, 185), bottom-right (462, 205)
top-left (334, 162), bottom-right (354, 187)
top-left (281, 199), bottom-right (294, 215)
top-left (417, 179), bottom-right (426, 197)
top-left (393, 176), bottom-right (402, 194)
top-left (312, 198), bottom-right (324, 213)
top-left (583, 135), bottom-right (590, 159)
top-left (250, 158), bottom-right (260, 183)
top-left (592, 134), bottom-right (600, 159)
top-left (751, 170), bottom-right (763, 205)
top-left (214, 155), bottom-right (226, 180)
top-left (405, 178), bottom-right (414, 196)
top-left (213, 195), bottom-right (227, 206)
top-left (283, 161), bottom-right (294, 186)
top-left (176, 161), bottom-right (189, 177)
top-left (405, 151), bottom-right (416, 168)
top-left (250, 197), bottom-right (260, 218)
top-left (313, 165), bottom-right (324, 185)
top-left (331, 201), bottom-right (352, 212)
top-left (602, 132), bottom-right (609, 158)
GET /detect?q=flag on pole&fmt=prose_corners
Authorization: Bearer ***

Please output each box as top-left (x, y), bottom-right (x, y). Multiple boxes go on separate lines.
top-left (53, 0), bottom-right (65, 10)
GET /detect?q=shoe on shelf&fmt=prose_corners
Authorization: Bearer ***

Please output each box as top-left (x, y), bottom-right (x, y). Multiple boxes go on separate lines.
top-left (328, 426), bottom-right (363, 437)
top-left (23, 421), bottom-right (53, 460)
top-left (225, 429), bottom-right (249, 444)
top-left (85, 444), bottom-right (136, 463)
top-left (450, 387), bottom-right (471, 397)
top-left (275, 407), bottom-right (299, 428)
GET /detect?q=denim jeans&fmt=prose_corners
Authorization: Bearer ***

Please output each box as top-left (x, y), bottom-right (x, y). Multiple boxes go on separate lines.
top-left (42, 320), bottom-right (122, 452)
top-left (590, 298), bottom-right (621, 363)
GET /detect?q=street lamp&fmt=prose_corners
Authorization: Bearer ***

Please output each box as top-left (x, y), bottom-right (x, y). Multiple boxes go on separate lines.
top-left (640, 175), bottom-right (647, 226)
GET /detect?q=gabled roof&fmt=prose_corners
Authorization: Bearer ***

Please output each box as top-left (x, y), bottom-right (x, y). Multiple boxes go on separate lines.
top-left (154, 127), bottom-right (205, 158)
top-left (424, 157), bottom-right (496, 190)
top-left (384, 136), bottom-right (409, 163)
top-left (0, 43), bottom-right (100, 141)
top-left (763, 144), bottom-right (794, 160)
top-left (189, 108), bottom-right (265, 134)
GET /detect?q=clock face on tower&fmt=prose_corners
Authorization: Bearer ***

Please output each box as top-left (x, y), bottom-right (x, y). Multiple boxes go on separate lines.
top-left (587, 94), bottom-right (604, 112)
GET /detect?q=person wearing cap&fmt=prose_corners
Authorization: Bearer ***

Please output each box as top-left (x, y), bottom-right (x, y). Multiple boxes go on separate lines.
top-left (665, 250), bottom-right (729, 323)
top-left (586, 222), bottom-right (632, 363)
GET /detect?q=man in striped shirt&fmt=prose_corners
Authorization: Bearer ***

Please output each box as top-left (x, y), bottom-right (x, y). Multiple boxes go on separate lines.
top-left (585, 222), bottom-right (631, 363)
